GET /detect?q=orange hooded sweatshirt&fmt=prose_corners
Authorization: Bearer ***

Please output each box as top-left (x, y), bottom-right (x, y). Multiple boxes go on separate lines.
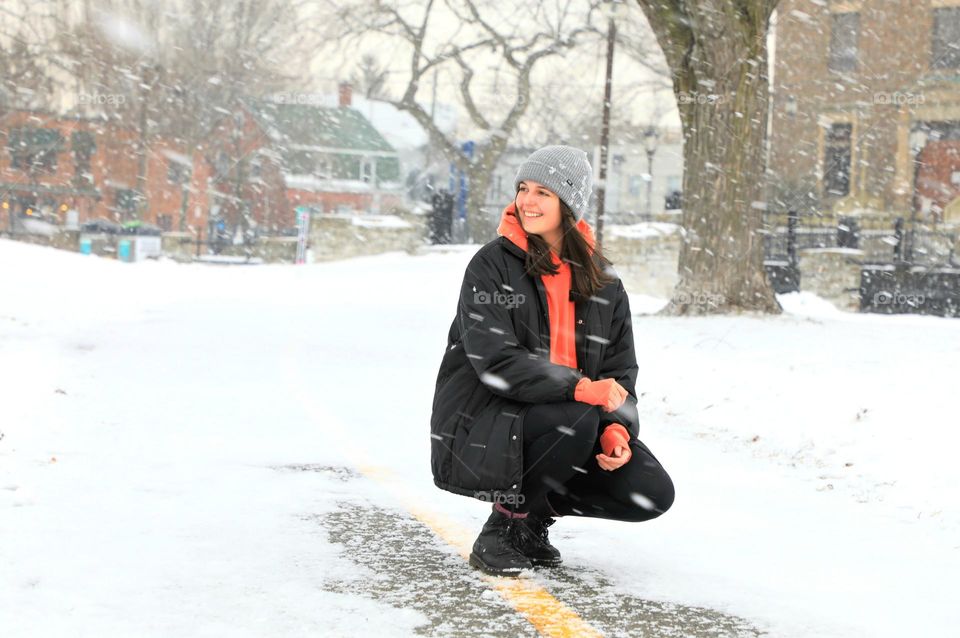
top-left (496, 201), bottom-right (593, 369)
top-left (496, 201), bottom-right (631, 456)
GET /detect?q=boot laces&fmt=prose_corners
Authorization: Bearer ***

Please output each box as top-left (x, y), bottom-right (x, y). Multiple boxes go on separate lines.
top-left (528, 515), bottom-right (555, 542)
top-left (507, 515), bottom-right (545, 549)
top-left (499, 517), bottom-right (528, 553)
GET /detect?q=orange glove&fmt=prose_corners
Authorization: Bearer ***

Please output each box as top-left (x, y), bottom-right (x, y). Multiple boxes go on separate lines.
top-left (597, 423), bottom-right (632, 470)
top-left (575, 377), bottom-right (628, 413)
top-left (599, 423), bottom-right (630, 456)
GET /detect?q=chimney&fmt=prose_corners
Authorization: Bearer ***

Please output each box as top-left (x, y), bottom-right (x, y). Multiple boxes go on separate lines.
top-left (338, 82), bottom-right (352, 107)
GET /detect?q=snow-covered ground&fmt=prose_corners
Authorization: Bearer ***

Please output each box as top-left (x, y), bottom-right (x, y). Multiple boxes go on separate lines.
top-left (1, 237), bottom-right (958, 637)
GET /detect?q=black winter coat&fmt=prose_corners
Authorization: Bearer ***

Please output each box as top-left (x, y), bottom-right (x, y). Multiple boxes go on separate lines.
top-left (430, 232), bottom-right (640, 502)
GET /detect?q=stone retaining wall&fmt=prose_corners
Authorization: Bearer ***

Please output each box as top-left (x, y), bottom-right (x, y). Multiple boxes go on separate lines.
top-left (798, 248), bottom-right (865, 311)
top-left (601, 224), bottom-right (682, 299)
top-left (308, 212), bottom-right (427, 263)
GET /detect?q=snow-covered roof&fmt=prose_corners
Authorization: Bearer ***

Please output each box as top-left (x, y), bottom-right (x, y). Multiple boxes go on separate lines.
top-left (242, 97), bottom-right (395, 154)
top-left (249, 91), bottom-right (457, 153)
top-left (283, 173), bottom-right (403, 194)
top-left (347, 95), bottom-right (458, 151)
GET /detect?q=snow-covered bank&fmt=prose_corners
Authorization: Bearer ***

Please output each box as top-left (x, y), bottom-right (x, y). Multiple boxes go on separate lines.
top-left (1, 237), bottom-right (958, 637)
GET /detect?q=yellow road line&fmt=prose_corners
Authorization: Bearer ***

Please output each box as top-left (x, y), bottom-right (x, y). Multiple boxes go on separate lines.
top-left (366, 467), bottom-right (604, 638)
top-left (286, 352), bottom-right (603, 637)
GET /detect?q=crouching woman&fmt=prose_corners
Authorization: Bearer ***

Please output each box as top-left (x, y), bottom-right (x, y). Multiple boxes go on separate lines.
top-left (430, 145), bottom-right (675, 576)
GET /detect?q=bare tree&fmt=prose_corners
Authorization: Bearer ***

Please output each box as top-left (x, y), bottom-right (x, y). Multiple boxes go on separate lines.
top-left (518, 6), bottom-right (672, 151)
top-left (636, 0), bottom-right (781, 314)
top-left (49, 0), bottom-right (315, 229)
top-left (318, 0), bottom-right (608, 241)
top-left (57, 0), bottom-right (310, 137)
top-left (350, 54), bottom-right (390, 100)
top-left (0, 2), bottom-right (59, 111)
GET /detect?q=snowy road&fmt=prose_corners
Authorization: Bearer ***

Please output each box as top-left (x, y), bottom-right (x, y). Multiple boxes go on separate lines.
top-left (1, 238), bottom-right (958, 637)
top-left (297, 463), bottom-right (760, 637)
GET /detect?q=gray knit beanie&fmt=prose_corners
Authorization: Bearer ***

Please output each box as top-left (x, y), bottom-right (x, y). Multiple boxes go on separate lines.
top-left (514, 145), bottom-right (593, 222)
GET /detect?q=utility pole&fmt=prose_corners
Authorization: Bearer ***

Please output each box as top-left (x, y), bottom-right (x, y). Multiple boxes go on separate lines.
top-left (425, 69), bottom-right (438, 193)
top-left (595, 1), bottom-right (618, 246)
top-left (178, 175), bottom-right (190, 232)
top-left (135, 63), bottom-right (161, 223)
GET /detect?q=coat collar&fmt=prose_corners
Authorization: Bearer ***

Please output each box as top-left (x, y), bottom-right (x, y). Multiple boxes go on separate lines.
top-left (496, 201), bottom-right (596, 256)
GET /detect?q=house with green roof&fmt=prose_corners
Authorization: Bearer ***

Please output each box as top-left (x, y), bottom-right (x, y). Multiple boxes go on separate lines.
top-left (202, 94), bottom-right (404, 235)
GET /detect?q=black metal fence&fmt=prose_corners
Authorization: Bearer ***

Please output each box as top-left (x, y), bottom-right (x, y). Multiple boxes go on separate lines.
top-left (763, 212), bottom-right (960, 268)
top-left (763, 211), bottom-right (960, 316)
top-left (860, 266), bottom-right (960, 317)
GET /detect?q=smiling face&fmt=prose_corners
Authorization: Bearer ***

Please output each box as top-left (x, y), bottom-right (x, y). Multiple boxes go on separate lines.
top-left (515, 180), bottom-right (563, 241)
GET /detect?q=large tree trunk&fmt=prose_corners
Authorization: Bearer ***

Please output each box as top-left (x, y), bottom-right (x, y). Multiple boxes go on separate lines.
top-left (638, 0), bottom-right (781, 314)
top-left (464, 141), bottom-right (507, 243)
top-left (466, 171), bottom-right (497, 243)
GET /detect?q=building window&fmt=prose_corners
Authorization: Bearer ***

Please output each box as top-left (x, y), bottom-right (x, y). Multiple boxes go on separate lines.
top-left (361, 159), bottom-right (374, 183)
top-left (286, 150), bottom-right (313, 174)
top-left (932, 7), bottom-right (960, 69)
top-left (213, 151), bottom-right (232, 180)
top-left (114, 188), bottom-right (139, 216)
top-left (167, 160), bottom-right (190, 184)
top-left (8, 127), bottom-right (64, 173)
top-left (923, 120), bottom-right (960, 142)
top-left (157, 214), bottom-right (172, 231)
top-left (13, 194), bottom-right (36, 218)
top-left (628, 175), bottom-right (642, 197)
top-left (823, 123), bottom-right (852, 197)
top-left (317, 157), bottom-right (332, 179)
top-left (71, 131), bottom-right (95, 186)
top-left (828, 12), bottom-right (859, 72)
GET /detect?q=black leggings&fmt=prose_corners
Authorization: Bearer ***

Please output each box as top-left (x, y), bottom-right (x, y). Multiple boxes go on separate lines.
top-left (516, 401), bottom-right (675, 521)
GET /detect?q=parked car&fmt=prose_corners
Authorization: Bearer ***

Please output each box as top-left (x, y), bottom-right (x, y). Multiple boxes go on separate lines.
top-left (120, 221), bottom-right (163, 236)
top-left (80, 218), bottom-right (124, 234)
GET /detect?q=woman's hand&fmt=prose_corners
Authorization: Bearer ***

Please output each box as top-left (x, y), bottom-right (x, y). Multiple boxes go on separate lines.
top-left (575, 377), bottom-right (628, 413)
top-left (596, 444), bottom-right (632, 471)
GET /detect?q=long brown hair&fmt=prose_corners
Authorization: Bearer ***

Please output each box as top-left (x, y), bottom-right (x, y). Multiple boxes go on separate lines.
top-left (514, 191), bottom-right (617, 299)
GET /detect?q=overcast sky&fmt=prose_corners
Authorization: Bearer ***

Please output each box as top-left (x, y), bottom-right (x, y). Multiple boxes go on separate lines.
top-left (303, 1), bottom-right (682, 143)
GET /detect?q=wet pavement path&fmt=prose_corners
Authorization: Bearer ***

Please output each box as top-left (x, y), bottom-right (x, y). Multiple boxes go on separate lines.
top-left (280, 464), bottom-right (765, 638)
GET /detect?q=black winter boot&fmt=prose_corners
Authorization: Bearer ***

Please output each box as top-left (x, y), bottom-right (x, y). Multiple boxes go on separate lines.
top-left (468, 506), bottom-right (533, 576)
top-left (512, 514), bottom-right (562, 567)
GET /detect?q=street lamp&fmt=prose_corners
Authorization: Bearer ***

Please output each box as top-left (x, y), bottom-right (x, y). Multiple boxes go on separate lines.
top-left (643, 125), bottom-right (659, 218)
top-left (611, 154), bottom-right (624, 222)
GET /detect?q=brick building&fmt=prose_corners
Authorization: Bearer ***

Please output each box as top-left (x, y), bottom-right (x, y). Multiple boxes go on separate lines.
top-left (0, 109), bottom-right (212, 234)
top-left (2, 85), bottom-right (404, 242)
top-left (770, 0), bottom-right (960, 226)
